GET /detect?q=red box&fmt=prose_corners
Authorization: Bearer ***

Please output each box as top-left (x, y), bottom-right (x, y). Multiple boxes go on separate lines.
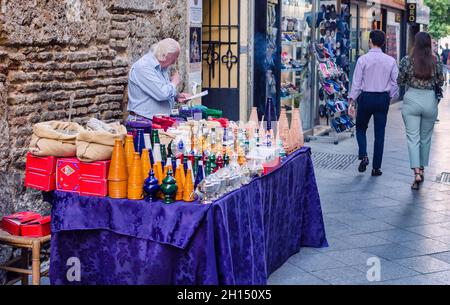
top-left (263, 157), bottom-right (281, 175)
top-left (80, 160), bottom-right (110, 180)
top-left (25, 153), bottom-right (57, 174)
top-left (21, 216), bottom-right (51, 237)
top-left (1, 212), bottom-right (41, 236)
top-left (25, 171), bottom-right (56, 191)
top-left (79, 178), bottom-right (108, 197)
top-left (56, 158), bottom-right (80, 193)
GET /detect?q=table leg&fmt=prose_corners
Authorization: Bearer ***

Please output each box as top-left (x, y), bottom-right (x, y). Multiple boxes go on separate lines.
top-left (21, 248), bottom-right (29, 285)
top-left (31, 241), bottom-right (40, 285)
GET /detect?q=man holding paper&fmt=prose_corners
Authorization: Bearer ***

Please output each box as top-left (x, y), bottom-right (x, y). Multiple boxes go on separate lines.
top-left (127, 38), bottom-right (191, 123)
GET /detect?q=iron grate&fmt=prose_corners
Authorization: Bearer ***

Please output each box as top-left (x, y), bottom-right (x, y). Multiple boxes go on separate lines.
top-left (436, 172), bottom-right (450, 184)
top-left (312, 152), bottom-right (359, 170)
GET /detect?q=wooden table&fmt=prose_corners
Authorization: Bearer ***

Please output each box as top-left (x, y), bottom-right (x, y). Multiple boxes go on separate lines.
top-left (0, 229), bottom-right (50, 285)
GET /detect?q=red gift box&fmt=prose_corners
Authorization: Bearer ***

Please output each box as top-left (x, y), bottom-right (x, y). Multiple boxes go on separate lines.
top-left (21, 216), bottom-right (51, 237)
top-left (25, 153), bottom-right (57, 174)
top-left (56, 158), bottom-right (80, 193)
top-left (79, 178), bottom-right (108, 197)
top-left (263, 157), bottom-right (281, 175)
top-left (25, 171), bottom-right (56, 191)
top-left (80, 160), bottom-right (110, 180)
top-left (1, 212), bottom-right (41, 236)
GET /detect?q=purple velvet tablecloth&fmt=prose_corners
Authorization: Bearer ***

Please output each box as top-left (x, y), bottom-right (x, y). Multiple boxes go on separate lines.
top-left (48, 147), bottom-right (327, 285)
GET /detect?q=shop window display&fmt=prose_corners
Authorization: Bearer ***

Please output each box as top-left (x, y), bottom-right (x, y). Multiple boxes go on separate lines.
top-left (280, 0), bottom-right (313, 130)
top-left (314, 0), bottom-right (354, 135)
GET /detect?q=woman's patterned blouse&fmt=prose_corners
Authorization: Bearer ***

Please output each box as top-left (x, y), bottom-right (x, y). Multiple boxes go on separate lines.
top-left (397, 55), bottom-right (444, 90)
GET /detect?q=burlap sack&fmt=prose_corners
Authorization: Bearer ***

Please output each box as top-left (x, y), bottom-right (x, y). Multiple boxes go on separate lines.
top-left (76, 123), bottom-right (127, 162)
top-left (29, 121), bottom-right (84, 157)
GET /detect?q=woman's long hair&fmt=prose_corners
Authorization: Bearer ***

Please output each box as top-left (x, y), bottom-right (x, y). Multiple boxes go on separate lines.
top-left (411, 32), bottom-right (435, 80)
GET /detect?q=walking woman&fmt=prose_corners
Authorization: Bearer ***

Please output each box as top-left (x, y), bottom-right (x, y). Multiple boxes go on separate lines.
top-left (398, 32), bottom-right (444, 190)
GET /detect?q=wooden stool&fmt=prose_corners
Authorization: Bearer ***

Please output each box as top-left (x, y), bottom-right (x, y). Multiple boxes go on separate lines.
top-left (0, 228), bottom-right (50, 285)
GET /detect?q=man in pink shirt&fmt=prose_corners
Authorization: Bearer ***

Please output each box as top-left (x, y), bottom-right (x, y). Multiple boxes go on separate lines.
top-left (348, 30), bottom-right (399, 176)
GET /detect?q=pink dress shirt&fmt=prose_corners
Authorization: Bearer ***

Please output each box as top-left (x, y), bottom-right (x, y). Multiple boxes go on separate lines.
top-left (348, 48), bottom-right (399, 101)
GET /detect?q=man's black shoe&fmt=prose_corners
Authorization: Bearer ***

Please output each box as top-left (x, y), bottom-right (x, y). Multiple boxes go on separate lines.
top-left (371, 169), bottom-right (382, 176)
top-left (358, 157), bottom-right (369, 172)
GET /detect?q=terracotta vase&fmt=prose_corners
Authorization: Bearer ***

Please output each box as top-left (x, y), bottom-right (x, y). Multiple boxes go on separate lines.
top-left (108, 139), bottom-right (128, 199)
top-left (295, 107), bottom-right (305, 147)
top-left (290, 108), bottom-right (301, 151)
top-left (278, 108), bottom-right (289, 148)
top-left (183, 162), bottom-right (195, 202)
top-left (248, 106), bottom-right (258, 124)
top-left (124, 134), bottom-right (135, 173)
top-left (141, 148), bottom-right (151, 184)
top-left (127, 152), bottom-right (143, 200)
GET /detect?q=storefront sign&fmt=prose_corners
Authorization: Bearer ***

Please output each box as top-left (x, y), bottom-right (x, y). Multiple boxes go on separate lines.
top-left (395, 13), bottom-right (401, 23)
top-left (406, 0), bottom-right (430, 25)
top-left (379, 0), bottom-right (406, 11)
top-left (407, 3), bottom-right (416, 23)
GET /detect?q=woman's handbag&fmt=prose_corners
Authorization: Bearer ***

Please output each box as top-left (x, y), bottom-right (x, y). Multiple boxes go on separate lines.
top-left (435, 82), bottom-right (443, 102)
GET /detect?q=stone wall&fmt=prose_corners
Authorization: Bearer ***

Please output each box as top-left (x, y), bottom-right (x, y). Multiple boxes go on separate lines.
top-left (0, 0), bottom-right (187, 283)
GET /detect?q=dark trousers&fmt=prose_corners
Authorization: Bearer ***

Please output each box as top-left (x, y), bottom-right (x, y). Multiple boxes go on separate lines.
top-left (356, 92), bottom-right (390, 169)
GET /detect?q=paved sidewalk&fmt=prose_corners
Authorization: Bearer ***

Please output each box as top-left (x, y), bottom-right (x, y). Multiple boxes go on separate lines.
top-left (269, 86), bottom-right (450, 285)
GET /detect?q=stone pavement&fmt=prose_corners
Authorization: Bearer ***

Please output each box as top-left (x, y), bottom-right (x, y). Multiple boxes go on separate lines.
top-left (269, 86), bottom-right (450, 285)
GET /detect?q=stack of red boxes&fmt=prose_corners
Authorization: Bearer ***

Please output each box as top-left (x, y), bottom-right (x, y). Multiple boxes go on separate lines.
top-left (152, 116), bottom-right (176, 131)
top-left (1, 211), bottom-right (51, 237)
top-left (79, 161), bottom-right (110, 197)
top-left (24, 153), bottom-right (57, 191)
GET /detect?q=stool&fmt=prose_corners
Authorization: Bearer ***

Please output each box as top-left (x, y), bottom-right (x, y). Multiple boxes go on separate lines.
top-left (0, 229), bottom-right (50, 285)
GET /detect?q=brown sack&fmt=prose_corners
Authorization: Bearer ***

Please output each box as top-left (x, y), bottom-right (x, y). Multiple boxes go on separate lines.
top-left (29, 121), bottom-right (84, 157)
top-left (76, 123), bottom-right (127, 162)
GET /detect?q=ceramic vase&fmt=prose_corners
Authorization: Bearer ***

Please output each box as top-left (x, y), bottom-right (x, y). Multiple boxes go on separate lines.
top-left (141, 148), bottom-right (151, 184)
top-left (108, 139), bottom-right (128, 199)
top-left (124, 134), bottom-right (135, 173)
top-left (160, 168), bottom-right (177, 204)
top-left (127, 152), bottom-right (143, 200)
top-left (143, 170), bottom-right (159, 202)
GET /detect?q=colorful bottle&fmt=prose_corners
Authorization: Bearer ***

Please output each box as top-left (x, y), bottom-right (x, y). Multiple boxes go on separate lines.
top-left (160, 144), bottom-right (167, 168)
top-left (151, 129), bottom-right (160, 150)
top-left (127, 152), bottom-right (143, 200)
top-left (108, 139), bottom-right (128, 199)
top-left (216, 153), bottom-right (224, 170)
top-left (194, 160), bottom-right (204, 188)
top-left (134, 128), bottom-right (145, 155)
top-left (183, 161), bottom-right (195, 202)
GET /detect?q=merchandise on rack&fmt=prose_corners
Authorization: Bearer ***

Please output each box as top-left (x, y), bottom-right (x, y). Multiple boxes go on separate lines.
top-left (24, 109), bottom-right (305, 204)
top-left (314, 0), bottom-right (354, 136)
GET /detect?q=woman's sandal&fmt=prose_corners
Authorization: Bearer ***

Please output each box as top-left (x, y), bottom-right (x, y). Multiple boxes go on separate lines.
top-left (419, 167), bottom-right (425, 182)
top-left (411, 172), bottom-right (422, 190)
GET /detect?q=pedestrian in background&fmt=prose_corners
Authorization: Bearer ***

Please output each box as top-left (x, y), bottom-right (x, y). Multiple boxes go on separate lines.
top-left (348, 30), bottom-right (399, 177)
top-left (398, 32), bottom-right (445, 190)
top-left (440, 43), bottom-right (449, 84)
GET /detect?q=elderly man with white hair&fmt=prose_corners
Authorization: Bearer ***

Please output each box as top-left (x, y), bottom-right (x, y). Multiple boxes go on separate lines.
top-left (127, 38), bottom-right (190, 125)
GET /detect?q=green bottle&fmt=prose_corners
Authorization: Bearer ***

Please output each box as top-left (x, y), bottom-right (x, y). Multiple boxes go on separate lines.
top-left (160, 144), bottom-right (167, 166)
top-left (151, 129), bottom-right (160, 149)
top-left (209, 154), bottom-right (216, 173)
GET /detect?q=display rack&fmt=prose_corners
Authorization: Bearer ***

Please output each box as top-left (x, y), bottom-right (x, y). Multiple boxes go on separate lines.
top-left (306, 0), bottom-right (354, 145)
top-left (280, 0), bottom-right (312, 128)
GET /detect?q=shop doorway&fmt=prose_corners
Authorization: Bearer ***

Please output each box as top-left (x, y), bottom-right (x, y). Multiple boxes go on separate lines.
top-left (202, 0), bottom-right (240, 121)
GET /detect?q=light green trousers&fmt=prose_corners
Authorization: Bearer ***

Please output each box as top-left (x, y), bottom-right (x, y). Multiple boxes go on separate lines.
top-left (401, 87), bottom-right (438, 169)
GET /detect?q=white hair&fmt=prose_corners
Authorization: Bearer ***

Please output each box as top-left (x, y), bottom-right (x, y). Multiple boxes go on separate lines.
top-left (150, 38), bottom-right (180, 61)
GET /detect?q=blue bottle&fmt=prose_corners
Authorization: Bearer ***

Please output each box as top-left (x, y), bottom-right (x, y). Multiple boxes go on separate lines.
top-left (133, 128), bottom-right (145, 155)
top-left (143, 170), bottom-right (159, 202)
top-left (194, 160), bottom-right (205, 188)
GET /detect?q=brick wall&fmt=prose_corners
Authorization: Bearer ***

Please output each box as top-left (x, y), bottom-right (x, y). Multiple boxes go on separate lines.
top-left (0, 0), bottom-right (187, 281)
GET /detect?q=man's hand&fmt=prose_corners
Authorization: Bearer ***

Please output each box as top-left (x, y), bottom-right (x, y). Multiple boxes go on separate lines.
top-left (171, 71), bottom-right (181, 87)
top-left (177, 92), bottom-right (192, 103)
